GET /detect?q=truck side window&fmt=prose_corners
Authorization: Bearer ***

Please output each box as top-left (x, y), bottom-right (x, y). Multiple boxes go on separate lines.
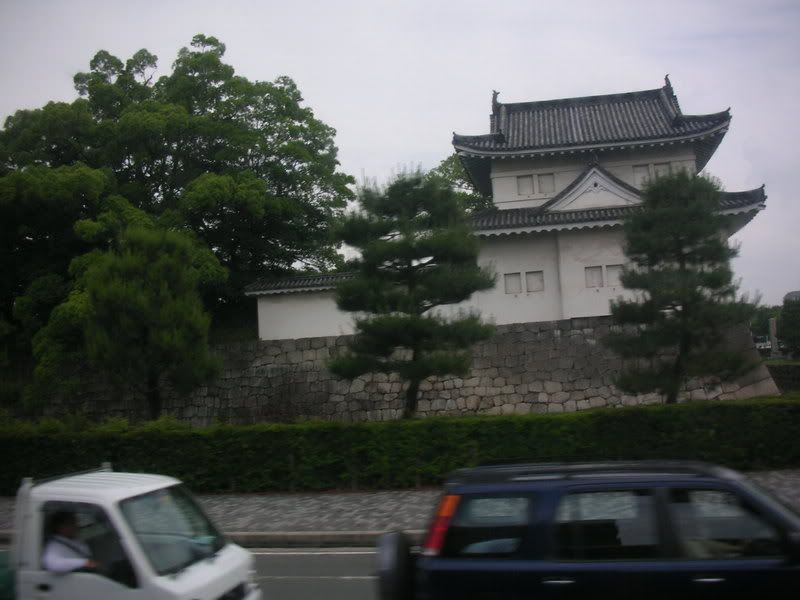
top-left (41, 501), bottom-right (138, 588)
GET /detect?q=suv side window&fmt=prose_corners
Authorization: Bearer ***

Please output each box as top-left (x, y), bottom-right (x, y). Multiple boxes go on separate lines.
top-left (442, 495), bottom-right (532, 557)
top-left (667, 488), bottom-right (783, 559)
top-left (555, 490), bottom-right (659, 560)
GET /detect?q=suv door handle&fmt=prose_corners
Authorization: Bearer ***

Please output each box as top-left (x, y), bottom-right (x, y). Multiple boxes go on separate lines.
top-left (693, 577), bottom-right (725, 584)
top-left (542, 578), bottom-right (575, 585)
top-left (37, 583), bottom-right (51, 591)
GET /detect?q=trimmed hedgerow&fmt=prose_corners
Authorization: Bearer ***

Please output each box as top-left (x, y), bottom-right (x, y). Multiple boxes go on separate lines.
top-left (1, 397), bottom-right (799, 495)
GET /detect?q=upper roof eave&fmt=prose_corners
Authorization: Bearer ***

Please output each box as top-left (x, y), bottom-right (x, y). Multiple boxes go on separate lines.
top-left (453, 121), bottom-right (730, 158)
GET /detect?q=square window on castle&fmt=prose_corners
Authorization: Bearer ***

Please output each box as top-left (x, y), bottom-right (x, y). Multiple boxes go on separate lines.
top-left (606, 264), bottom-right (623, 287)
top-left (585, 266), bottom-right (603, 288)
top-left (525, 271), bottom-right (544, 292)
top-left (516, 175), bottom-right (534, 196)
top-left (538, 173), bottom-right (555, 194)
top-left (653, 163), bottom-right (671, 179)
top-left (504, 273), bottom-right (522, 294)
top-left (633, 165), bottom-right (650, 187)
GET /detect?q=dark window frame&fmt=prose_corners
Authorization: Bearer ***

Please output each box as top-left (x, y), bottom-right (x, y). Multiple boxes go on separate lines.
top-left (440, 492), bottom-right (537, 559)
top-left (660, 483), bottom-right (790, 561)
top-left (546, 485), bottom-right (668, 562)
top-left (40, 500), bottom-right (139, 588)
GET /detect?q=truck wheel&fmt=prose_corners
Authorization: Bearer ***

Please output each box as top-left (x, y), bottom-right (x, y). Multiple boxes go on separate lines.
top-left (376, 531), bottom-right (414, 600)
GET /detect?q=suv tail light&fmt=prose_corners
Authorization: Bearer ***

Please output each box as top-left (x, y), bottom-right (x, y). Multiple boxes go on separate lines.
top-left (422, 494), bottom-right (460, 556)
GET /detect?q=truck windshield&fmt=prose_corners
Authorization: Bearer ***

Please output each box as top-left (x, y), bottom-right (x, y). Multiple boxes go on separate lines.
top-left (120, 484), bottom-right (225, 576)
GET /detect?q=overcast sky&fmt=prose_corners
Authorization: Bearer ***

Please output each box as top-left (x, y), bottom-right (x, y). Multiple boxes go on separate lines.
top-left (1, 0), bottom-right (798, 304)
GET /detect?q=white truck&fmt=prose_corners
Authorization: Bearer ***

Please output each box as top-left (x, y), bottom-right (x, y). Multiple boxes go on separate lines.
top-left (0, 464), bottom-right (261, 600)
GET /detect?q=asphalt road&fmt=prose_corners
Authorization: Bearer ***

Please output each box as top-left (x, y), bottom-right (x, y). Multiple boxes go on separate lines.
top-left (253, 548), bottom-right (377, 600)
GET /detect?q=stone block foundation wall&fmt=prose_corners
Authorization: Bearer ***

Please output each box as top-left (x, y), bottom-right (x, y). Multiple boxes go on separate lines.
top-left (49, 317), bottom-right (780, 425)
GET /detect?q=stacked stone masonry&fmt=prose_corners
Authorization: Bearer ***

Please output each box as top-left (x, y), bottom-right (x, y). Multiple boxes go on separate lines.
top-left (50, 317), bottom-right (779, 425)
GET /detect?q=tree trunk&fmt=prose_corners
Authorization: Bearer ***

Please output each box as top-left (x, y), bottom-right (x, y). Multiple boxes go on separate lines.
top-left (146, 370), bottom-right (161, 420)
top-left (666, 332), bottom-right (690, 404)
top-left (403, 379), bottom-right (420, 419)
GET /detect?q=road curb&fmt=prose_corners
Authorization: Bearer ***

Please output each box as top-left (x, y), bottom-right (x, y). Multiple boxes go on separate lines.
top-left (0, 528), bottom-right (425, 548)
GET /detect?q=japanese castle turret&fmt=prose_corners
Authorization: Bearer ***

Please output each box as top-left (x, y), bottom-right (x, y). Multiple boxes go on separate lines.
top-left (247, 77), bottom-right (766, 341)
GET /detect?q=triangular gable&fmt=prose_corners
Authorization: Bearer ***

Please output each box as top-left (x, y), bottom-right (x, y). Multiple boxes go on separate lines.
top-left (546, 166), bottom-right (642, 212)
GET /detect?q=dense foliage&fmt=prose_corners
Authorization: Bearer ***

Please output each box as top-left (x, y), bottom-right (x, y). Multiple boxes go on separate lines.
top-left (329, 174), bottom-right (495, 417)
top-left (605, 172), bottom-right (755, 403)
top-left (779, 299), bottom-right (800, 358)
top-left (1, 397), bottom-right (798, 495)
top-left (424, 153), bottom-right (492, 213)
top-left (751, 304), bottom-right (781, 338)
top-left (0, 35), bottom-right (353, 410)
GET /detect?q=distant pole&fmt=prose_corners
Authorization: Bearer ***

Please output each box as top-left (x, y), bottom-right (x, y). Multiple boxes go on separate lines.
top-left (769, 317), bottom-right (779, 358)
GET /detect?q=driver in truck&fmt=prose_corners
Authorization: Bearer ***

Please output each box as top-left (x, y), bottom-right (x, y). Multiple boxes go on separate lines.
top-left (41, 511), bottom-right (99, 574)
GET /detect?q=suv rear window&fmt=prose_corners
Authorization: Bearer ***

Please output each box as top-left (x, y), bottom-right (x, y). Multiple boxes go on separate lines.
top-left (668, 488), bottom-right (783, 559)
top-left (441, 494), bottom-right (532, 558)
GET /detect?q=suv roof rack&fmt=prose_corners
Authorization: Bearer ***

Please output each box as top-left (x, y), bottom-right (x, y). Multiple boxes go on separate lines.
top-left (447, 460), bottom-right (739, 485)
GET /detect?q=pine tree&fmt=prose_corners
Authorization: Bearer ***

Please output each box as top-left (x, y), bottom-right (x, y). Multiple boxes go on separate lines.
top-left (605, 171), bottom-right (755, 404)
top-left (329, 174), bottom-right (495, 418)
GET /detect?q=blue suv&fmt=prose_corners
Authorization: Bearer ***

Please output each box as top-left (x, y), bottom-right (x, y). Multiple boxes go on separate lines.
top-left (377, 462), bottom-right (800, 599)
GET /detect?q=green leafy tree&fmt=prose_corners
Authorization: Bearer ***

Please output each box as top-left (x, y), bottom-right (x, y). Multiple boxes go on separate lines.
top-left (32, 197), bottom-right (226, 418)
top-left (1, 34), bottom-right (353, 407)
top-left (82, 227), bottom-right (221, 419)
top-left (0, 164), bottom-right (110, 403)
top-left (425, 153), bottom-right (493, 213)
top-left (605, 172), bottom-right (755, 404)
top-left (1, 34), bottom-right (353, 304)
top-left (750, 304), bottom-right (781, 337)
top-left (329, 174), bottom-right (495, 418)
top-left (778, 299), bottom-right (800, 358)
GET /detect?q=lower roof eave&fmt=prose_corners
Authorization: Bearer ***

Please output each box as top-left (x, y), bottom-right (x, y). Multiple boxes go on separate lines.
top-left (474, 201), bottom-right (765, 238)
top-left (722, 205), bottom-right (764, 235)
top-left (476, 220), bottom-right (623, 237)
top-left (245, 286), bottom-right (338, 297)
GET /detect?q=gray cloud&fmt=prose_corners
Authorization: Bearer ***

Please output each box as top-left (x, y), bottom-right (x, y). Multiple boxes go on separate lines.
top-left (1, 0), bottom-right (797, 303)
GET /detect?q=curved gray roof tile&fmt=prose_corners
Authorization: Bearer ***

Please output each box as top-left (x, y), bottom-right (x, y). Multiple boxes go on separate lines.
top-left (472, 186), bottom-right (766, 232)
top-left (454, 84), bottom-right (730, 155)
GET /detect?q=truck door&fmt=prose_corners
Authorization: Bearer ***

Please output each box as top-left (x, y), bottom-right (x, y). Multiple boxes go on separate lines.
top-left (17, 501), bottom-right (144, 600)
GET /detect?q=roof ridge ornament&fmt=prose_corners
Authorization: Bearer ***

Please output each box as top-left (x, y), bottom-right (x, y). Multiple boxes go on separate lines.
top-left (492, 90), bottom-right (500, 114)
top-left (663, 73), bottom-right (684, 122)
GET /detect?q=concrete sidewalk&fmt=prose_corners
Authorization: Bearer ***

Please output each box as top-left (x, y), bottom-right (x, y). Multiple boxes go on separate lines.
top-left (1, 470), bottom-right (798, 547)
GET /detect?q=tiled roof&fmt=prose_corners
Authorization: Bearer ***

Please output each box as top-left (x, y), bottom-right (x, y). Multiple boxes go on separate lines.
top-left (454, 79), bottom-right (730, 158)
top-left (472, 186), bottom-right (766, 233)
top-left (245, 272), bottom-right (355, 295)
top-left (718, 187), bottom-right (767, 210)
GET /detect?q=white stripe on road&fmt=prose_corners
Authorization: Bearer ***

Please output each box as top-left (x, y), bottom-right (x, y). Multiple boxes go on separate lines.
top-left (255, 575), bottom-right (376, 581)
top-left (251, 550), bottom-right (375, 555)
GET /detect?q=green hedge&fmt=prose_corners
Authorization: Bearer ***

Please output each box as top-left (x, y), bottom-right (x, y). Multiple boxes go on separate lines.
top-left (2, 398), bottom-right (799, 495)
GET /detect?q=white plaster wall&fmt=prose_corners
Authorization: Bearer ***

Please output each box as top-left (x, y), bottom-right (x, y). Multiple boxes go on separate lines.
top-left (491, 147), bottom-right (697, 208)
top-left (256, 291), bottom-right (355, 340)
top-left (556, 228), bottom-right (631, 319)
top-left (441, 234), bottom-right (563, 324)
top-left (255, 230), bottom-right (639, 340)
